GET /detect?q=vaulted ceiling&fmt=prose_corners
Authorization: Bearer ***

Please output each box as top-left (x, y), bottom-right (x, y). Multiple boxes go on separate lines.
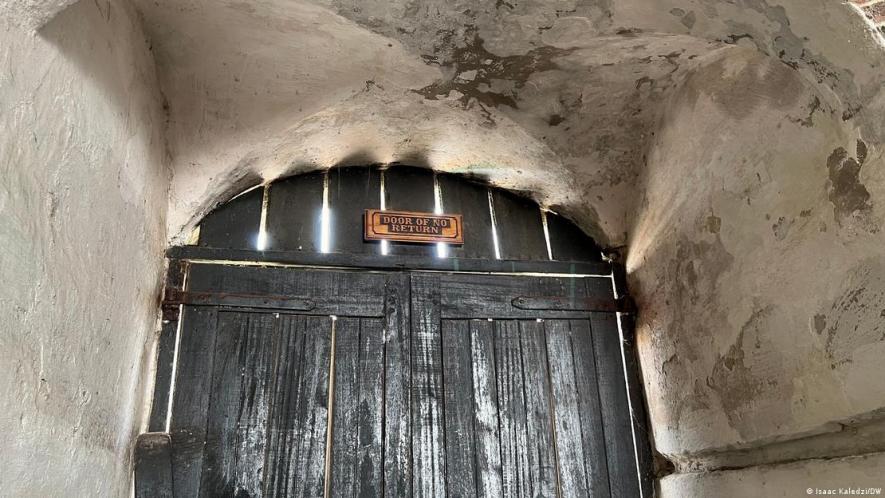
top-left (113, 0), bottom-right (883, 246)
top-left (6, 0), bottom-right (883, 243)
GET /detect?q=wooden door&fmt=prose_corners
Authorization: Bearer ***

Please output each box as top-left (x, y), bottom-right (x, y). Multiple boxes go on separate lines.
top-left (167, 265), bottom-right (639, 497)
top-left (411, 272), bottom-right (639, 498)
top-left (168, 265), bottom-right (411, 498)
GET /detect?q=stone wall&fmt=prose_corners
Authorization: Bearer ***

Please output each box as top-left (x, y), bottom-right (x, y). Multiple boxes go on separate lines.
top-left (0, 1), bottom-right (168, 496)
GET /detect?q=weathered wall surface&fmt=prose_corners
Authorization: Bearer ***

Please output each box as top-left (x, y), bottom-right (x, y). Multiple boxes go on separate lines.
top-left (1, 0), bottom-right (882, 495)
top-left (0, 0), bottom-right (168, 496)
top-left (142, 0), bottom-right (885, 249)
top-left (659, 451), bottom-right (885, 497)
top-left (628, 45), bottom-right (885, 469)
top-left (0, 0), bottom-right (80, 31)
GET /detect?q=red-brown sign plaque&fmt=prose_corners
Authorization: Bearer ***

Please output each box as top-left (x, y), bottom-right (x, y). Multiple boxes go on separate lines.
top-left (364, 209), bottom-right (463, 244)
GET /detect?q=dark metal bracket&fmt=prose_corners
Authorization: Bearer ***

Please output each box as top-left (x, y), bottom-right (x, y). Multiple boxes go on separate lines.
top-left (511, 295), bottom-right (636, 314)
top-left (162, 288), bottom-right (316, 312)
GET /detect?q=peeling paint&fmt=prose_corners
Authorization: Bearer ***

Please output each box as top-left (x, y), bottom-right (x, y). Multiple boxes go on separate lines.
top-left (826, 147), bottom-right (873, 226)
top-left (818, 259), bottom-right (885, 368)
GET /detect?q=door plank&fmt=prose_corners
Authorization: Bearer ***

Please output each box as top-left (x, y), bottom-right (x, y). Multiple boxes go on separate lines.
top-left (330, 317), bottom-right (385, 497)
top-left (383, 166), bottom-right (435, 257)
top-left (330, 317), bottom-right (361, 497)
top-left (199, 313), bottom-right (277, 497)
top-left (490, 189), bottom-right (548, 261)
top-left (355, 319), bottom-right (385, 497)
top-left (494, 320), bottom-right (532, 498)
top-left (169, 307), bottom-right (218, 498)
top-left (262, 315), bottom-right (307, 497)
top-left (383, 274), bottom-right (412, 498)
top-left (265, 171), bottom-right (324, 252)
top-left (544, 212), bottom-right (602, 262)
top-left (327, 167), bottom-right (382, 255)
top-left (135, 433), bottom-right (174, 498)
top-left (570, 319), bottom-right (612, 497)
top-left (148, 319), bottom-right (178, 433)
top-left (437, 173), bottom-right (495, 259)
top-left (518, 320), bottom-right (558, 498)
top-left (198, 186), bottom-right (263, 250)
top-left (616, 313), bottom-right (655, 497)
top-left (411, 274), bottom-right (446, 497)
top-left (545, 319), bottom-right (591, 497)
top-left (264, 315), bottom-right (332, 498)
top-left (441, 320), bottom-right (477, 497)
top-left (469, 320), bottom-right (503, 498)
top-left (590, 313), bottom-right (640, 498)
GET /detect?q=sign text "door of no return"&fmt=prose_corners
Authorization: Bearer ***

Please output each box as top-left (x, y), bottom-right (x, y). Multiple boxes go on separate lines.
top-left (364, 209), bottom-right (463, 244)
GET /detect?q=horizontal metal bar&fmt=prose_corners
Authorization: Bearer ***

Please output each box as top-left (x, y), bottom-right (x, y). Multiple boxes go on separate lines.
top-left (166, 245), bottom-right (614, 276)
top-left (512, 295), bottom-right (635, 313)
top-left (163, 288), bottom-right (315, 311)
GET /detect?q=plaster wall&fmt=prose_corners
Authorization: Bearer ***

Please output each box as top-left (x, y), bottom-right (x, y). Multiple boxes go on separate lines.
top-left (629, 47), bottom-right (885, 468)
top-left (659, 451), bottom-right (885, 498)
top-left (0, 1), bottom-right (168, 496)
top-left (1, 0), bottom-right (884, 495)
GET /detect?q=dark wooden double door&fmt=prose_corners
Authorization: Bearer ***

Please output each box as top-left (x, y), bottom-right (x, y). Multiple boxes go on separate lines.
top-left (170, 264), bottom-right (640, 497)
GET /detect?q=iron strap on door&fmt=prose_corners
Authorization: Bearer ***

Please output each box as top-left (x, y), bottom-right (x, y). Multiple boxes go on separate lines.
top-left (511, 295), bottom-right (635, 313)
top-left (162, 288), bottom-right (316, 312)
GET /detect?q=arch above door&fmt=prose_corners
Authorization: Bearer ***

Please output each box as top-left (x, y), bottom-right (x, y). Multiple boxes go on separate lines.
top-left (191, 166), bottom-right (605, 264)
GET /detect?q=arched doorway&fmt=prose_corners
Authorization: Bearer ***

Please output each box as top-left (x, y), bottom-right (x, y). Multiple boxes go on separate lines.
top-left (137, 166), bottom-right (652, 498)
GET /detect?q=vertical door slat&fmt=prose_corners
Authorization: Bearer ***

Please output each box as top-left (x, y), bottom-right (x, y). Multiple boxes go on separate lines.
top-left (437, 174), bottom-right (495, 259)
top-left (293, 316), bottom-right (333, 498)
top-left (169, 307), bottom-right (219, 498)
top-left (518, 320), bottom-right (558, 498)
top-left (263, 316), bottom-right (307, 497)
top-left (545, 319), bottom-right (591, 497)
top-left (441, 320), bottom-right (478, 497)
top-left (590, 313), bottom-right (640, 498)
top-left (544, 212), bottom-right (602, 262)
top-left (491, 190), bottom-right (548, 260)
top-left (615, 313), bottom-right (655, 497)
top-left (470, 320), bottom-right (503, 498)
top-left (494, 320), bottom-right (532, 498)
top-left (327, 167), bottom-right (382, 255)
top-left (264, 316), bottom-right (332, 498)
top-left (198, 186), bottom-right (263, 250)
top-left (330, 317), bottom-right (361, 497)
top-left (383, 274), bottom-right (412, 497)
top-left (199, 313), bottom-right (277, 497)
top-left (411, 274), bottom-right (446, 497)
top-left (570, 319), bottom-right (613, 496)
top-left (265, 172), bottom-right (324, 252)
top-left (383, 166), bottom-right (436, 257)
top-left (330, 317), bottom-right (386, 497)
top-left (355, 319), bottom-right (386, 497)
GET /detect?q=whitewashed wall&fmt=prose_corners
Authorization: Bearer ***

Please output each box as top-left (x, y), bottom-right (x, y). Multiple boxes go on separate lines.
top-left (0, 1), bottom-right (168, 495)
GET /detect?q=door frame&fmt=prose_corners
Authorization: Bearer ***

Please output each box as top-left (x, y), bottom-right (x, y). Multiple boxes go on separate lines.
top-left (141, 245), bottom-right (654, 497)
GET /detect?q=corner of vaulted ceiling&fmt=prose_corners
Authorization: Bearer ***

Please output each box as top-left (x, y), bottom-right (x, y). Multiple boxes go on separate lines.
top-left (0, 0), bottom-right (82, 31)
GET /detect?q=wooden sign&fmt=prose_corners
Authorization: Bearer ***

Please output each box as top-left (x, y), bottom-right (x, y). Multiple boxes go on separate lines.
top-left (364, 209), bottom-right (463, 244)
